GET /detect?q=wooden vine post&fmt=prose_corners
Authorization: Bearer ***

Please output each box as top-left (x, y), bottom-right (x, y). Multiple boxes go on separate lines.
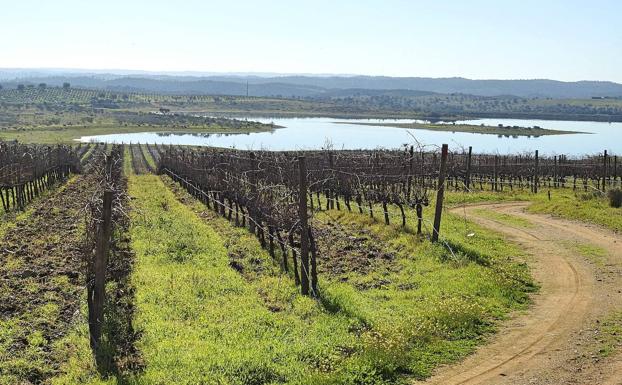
top-left (465, 146), bottom-right (472, 190)
top-left (407, 145), bottom-right (414, 198)
top-left (614, 155), bottom-right (618, 187)
top-left (328, 152), bottom-right (335, 209)
top-left (603, 150), bottom-right (608, 191)
top-left (298, 156), bottom-right (311, 296)
top-left (493, 154), bottom-right (499, 192)
top-left (248, 152), bottom-right (258, 234)
top-left (88, 190), bottom-right (113, 350)
top-left (554, 155), bottom-right (558, 188)
top-left (309, 228), bottom-right (318, 295)
top-left (533, 150), bottom-right (539, 194)
top-left (432, 144), bottom-right (448, 243)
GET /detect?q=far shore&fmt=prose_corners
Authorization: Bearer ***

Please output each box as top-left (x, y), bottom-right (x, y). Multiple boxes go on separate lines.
top-left (335, 122), bottom-right (587, 137)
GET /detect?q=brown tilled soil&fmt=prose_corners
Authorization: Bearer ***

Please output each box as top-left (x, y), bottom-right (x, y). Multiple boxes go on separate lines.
top-left (163, 175), bottom-right (400, 289)
top-left (0, 169), bottom-right (141, 383)
top-left (312, 218), bottom-right (400, 287)
top-left (421, 202), bottom-right (622, 385)
top-left (0, 175), bottom-right (96, 383)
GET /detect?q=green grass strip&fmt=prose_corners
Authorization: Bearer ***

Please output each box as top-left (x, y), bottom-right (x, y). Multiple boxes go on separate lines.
top-left (48, 175), bottom-right (538, 384)
top-left (126, 174), bottom-right (367, 384)
top-left (471, 208), bottom-right (535, 228)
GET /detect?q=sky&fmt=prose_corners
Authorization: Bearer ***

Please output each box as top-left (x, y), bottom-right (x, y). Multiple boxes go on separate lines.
top-left (1, 0), bottom-right (621, 82)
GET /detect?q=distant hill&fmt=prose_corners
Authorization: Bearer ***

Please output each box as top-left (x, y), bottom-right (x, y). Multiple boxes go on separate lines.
top-left (248, 76), bottom-right (622, 99)
top-left (1, 70), bottom-right (622, 99)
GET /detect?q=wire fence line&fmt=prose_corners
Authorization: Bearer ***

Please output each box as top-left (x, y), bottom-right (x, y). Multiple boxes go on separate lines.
top-left (156, 144), bottom-right (456, 296)
top-left (0, 141), bottom-right (80, 212)
top-left (151, 143), bottom-right (619, 296)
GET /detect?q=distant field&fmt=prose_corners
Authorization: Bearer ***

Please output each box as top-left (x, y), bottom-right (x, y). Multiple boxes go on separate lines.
top-left (0, 124), bottom-right (274, 144)
top-left (2, 87), bottom-right (622, 124)
top-left (0, 88), bottom-right (278, 143)
top-left (1, 86), bottom-right (620, 144)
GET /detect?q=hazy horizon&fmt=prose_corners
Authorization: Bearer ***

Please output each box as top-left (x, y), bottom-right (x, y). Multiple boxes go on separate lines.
top-left (2, 0), bottom-right (621, 83)
top-left (1, 67), bottom-right (621, 84)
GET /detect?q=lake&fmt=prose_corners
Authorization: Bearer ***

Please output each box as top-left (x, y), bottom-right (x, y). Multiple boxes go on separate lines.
top-left (79, 117), bottom-right (621, 156)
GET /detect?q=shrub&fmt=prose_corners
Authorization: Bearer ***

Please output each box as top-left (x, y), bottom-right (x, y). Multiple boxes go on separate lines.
top-left (608, 188), bottom-right (622, 208)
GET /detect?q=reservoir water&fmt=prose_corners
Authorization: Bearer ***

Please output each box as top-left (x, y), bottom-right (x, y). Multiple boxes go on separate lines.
top-left (79, 117), bottom-right (621, 156)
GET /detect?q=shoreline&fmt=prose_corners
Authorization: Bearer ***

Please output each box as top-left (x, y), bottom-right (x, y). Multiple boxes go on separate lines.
top-left (336, 121), bottom-right (587, 136)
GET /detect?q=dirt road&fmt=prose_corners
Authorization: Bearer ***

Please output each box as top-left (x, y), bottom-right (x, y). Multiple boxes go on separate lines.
top-left (422, 202), bottom-right (622, 385)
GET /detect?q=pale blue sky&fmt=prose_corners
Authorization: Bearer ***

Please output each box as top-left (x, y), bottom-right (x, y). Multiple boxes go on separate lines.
top-left (1, 0), bottom-right (621, 81)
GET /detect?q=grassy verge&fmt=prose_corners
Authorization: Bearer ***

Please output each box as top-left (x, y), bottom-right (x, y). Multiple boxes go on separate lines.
top-left (160, 177), bottom-right (534, 382)
top-left (561, 241), bottom-right (609, 267)
top-left (471, 208), bottom-right (535, 228)
top-left (0, 124), bottom-right (272, 145)
top-left (45, 175), bottom-right (536, 384)
top-left (596, 310), bottom-right (622, 358)
top-left (126, 175), bottom-right (364, 384)
top-left (443, 188), bottom-right (622, 233)
top-left (528, 190), bottom-right (622, 232)
top-left (123, 146), bottom-right (133, 176)
top-left (313, 208), bottom-right (535, 378)
top-left (444, 190), bottom-right (531, 206)
top-left (80, 144), bottom-right (96, 163)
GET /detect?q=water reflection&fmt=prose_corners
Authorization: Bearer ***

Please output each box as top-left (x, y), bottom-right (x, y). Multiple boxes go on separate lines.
top-left (79, 117), bottom-right (621, 156)
top-left (155, 132), bottom-right (247, 138)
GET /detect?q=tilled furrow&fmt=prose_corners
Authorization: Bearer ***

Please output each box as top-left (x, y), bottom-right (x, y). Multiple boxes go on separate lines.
top-left (0, 173), bottom-right (97, 383)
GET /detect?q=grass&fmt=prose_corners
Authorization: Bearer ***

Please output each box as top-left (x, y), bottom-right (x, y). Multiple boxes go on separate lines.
top-left (125, 175), bottom-right (364, 384)
top-left (471, 208), bottom-right (535, 228)
top-left (596, 310), bottom-right (622, 358)
top-left (0, 124), bottom-right (271, 145)
top-left (0, 176), bottom-right (86, 385)
top-left (49, 305), bottom-right (117, 385)
top-left (0, 206), bottom-right (36, 240)
top-left (48, 175), bottom-right (535, 384)
top-left (527, 190), bottom-right (622, 232)
top-left (444, 190), bottom-right (530, 206)
top-left (80, 144), bottom-right (96, 163)
top-left (139, 145), bottom-right (157, 171)
top-left (0, 309), bottom-right (60, 384)
top-left (562, 241), bottom-right (609, 267)
top-left (442, 187), bottom-right (622, 233)
top-left (158, 177), bottom-right (534, 382)
top-left (123, 146), bottom-right (133, 175)
top-left (314, 207), bottom-right (535, 378)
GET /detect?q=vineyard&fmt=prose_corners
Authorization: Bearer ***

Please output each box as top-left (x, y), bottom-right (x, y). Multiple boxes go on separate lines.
top-left (0, 87), bottom-right (203, 106)
top-left (156, 144), bottom-right (619, 296)
top-left (454, 147), bottom-right (620, 192)
top-left (0, 141), bottom-right (79, 212)
top-left (0, 87), bottom-right (254, 109)
top-left (0, 138), bottom-right (620, 384)
top-left (4, 2), bottom-right (622, 383)
top-left (2, 84), bottom-right (622, 122)
top-left (0, 88), bottom-right (277, 147)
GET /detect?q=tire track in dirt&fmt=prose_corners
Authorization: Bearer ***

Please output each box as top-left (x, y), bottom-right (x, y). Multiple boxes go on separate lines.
top-left (420, 202), bottom-right (622, 385)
